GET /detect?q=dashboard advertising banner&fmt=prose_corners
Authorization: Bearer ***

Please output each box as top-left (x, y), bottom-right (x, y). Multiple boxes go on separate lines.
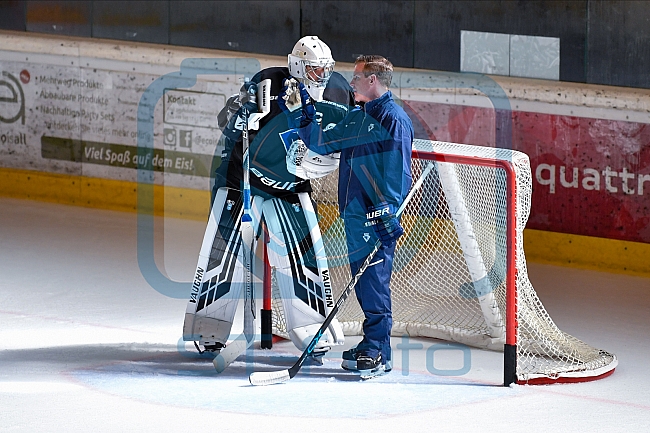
top-left (0, 52), bottom-right (240, 191)
top-left (405, 101), bottom-right (650, 244)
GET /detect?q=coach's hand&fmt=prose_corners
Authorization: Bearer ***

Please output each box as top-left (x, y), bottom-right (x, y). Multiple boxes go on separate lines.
top-left (374, 213), bottom-right (404, 247)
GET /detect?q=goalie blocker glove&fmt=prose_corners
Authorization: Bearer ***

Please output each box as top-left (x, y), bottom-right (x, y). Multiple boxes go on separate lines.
top-left (217, 81), bottom-right (259, 131)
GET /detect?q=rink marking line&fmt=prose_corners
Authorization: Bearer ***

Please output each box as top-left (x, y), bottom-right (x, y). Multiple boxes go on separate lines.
top-left (521, 384), bottom-right (650, 411)
top-left (0, 381), bottom-right (85, 394)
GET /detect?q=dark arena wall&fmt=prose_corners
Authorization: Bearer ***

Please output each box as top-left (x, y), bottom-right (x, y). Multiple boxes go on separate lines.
top-left (2, 1), bottom-right (650, 89)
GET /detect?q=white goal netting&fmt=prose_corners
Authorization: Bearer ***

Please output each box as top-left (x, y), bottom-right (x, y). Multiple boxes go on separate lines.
top-left (270, 140), bottom-right (617, 384)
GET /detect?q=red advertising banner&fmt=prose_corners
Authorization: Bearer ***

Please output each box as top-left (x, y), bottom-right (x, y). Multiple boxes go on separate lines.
top-left (404, 101), bottom-right (650, 244)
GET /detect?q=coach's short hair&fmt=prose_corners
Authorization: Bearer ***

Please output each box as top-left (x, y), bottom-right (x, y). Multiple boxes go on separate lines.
top-left (355, 55), bottom-right (393, 88)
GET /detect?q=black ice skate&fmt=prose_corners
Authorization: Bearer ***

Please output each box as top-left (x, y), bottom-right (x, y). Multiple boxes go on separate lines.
top-left (306, 348), bottom-right (328, 365)
top-left (357, 353), bottom-right (389, 379)
top-left (341, 346), bottom-right (361, 371)
top-left (342, 348), bottom-right (392, 379)
top-left (195, 341), bottom-right (225, 354)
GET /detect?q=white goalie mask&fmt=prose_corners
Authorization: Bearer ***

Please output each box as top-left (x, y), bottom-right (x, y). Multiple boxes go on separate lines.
top-left (287, 36), bottom-right (335, 102)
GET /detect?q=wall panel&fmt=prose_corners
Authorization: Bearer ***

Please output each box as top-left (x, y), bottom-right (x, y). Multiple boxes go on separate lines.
top-left (0, 1), bottom-right (25, 31)
top-left (26, 1), bottom-right (91, 37)
top-left (92, 1), bottom-right (169, 44)
top-left (169, 1), bottom-right (300, 56)
top-left (414, 1), bottom-right (587, 83)
top-left (302, 0), bottom-right (415, 67)
top-left (588, 1), bottom-right (650, 89)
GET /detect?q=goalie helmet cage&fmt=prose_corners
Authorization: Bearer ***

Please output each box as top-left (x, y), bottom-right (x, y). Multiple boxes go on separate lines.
top-left (267, 140), bottom-right (617, 386)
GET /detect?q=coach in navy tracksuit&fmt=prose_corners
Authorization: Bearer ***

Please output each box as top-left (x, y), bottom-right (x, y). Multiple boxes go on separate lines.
top-left (291, 55), bottom-right (413, 374)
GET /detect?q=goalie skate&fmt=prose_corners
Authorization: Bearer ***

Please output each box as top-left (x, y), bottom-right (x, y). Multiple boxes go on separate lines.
top-left (305, 349), bottom-right (327, 366)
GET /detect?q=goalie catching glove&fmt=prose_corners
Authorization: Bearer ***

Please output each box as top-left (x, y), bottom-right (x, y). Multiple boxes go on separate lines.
top-left (286, 138), bottom-right (340, 180)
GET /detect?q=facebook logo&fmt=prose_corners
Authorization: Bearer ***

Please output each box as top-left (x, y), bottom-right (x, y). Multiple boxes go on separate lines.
top-left (179, 130), bottom-right (192, 148)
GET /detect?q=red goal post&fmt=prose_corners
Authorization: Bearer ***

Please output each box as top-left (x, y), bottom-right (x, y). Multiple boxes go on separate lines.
top-left (418, 146), bottom-right (519, 385)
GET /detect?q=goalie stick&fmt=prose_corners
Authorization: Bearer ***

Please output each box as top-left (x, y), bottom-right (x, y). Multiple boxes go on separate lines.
top-left (212, 220), bottom-right (256, 371)
top-left (243, 78), bottom-right (271, 220)
top-left (213, 79), bottom-right (271, 373)
top-left (249, 162), bottom-right (435, 385)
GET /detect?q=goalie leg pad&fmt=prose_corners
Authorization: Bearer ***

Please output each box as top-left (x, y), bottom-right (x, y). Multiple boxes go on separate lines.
top-left (183, 187), bottom-right (264, 347)
top-left (184, 314), bottom-right (233, 347)
top-left (262, 193), bottom-right (344, 351)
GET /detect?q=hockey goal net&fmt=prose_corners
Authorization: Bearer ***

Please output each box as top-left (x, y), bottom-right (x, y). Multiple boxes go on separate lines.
top-left (269, 139), bottom-right (617, 385)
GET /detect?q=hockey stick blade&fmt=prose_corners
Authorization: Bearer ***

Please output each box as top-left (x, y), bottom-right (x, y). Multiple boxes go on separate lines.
top-left (213, 338), bottom-right (252, 373)
top-left (249, 369), bottom-right (291, 386)
top-left (248, 162), bottom-right (435, 385)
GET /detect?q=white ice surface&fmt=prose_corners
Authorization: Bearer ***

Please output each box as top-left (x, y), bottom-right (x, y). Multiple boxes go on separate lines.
top-left (1, 197), bottom-right (649, 432)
